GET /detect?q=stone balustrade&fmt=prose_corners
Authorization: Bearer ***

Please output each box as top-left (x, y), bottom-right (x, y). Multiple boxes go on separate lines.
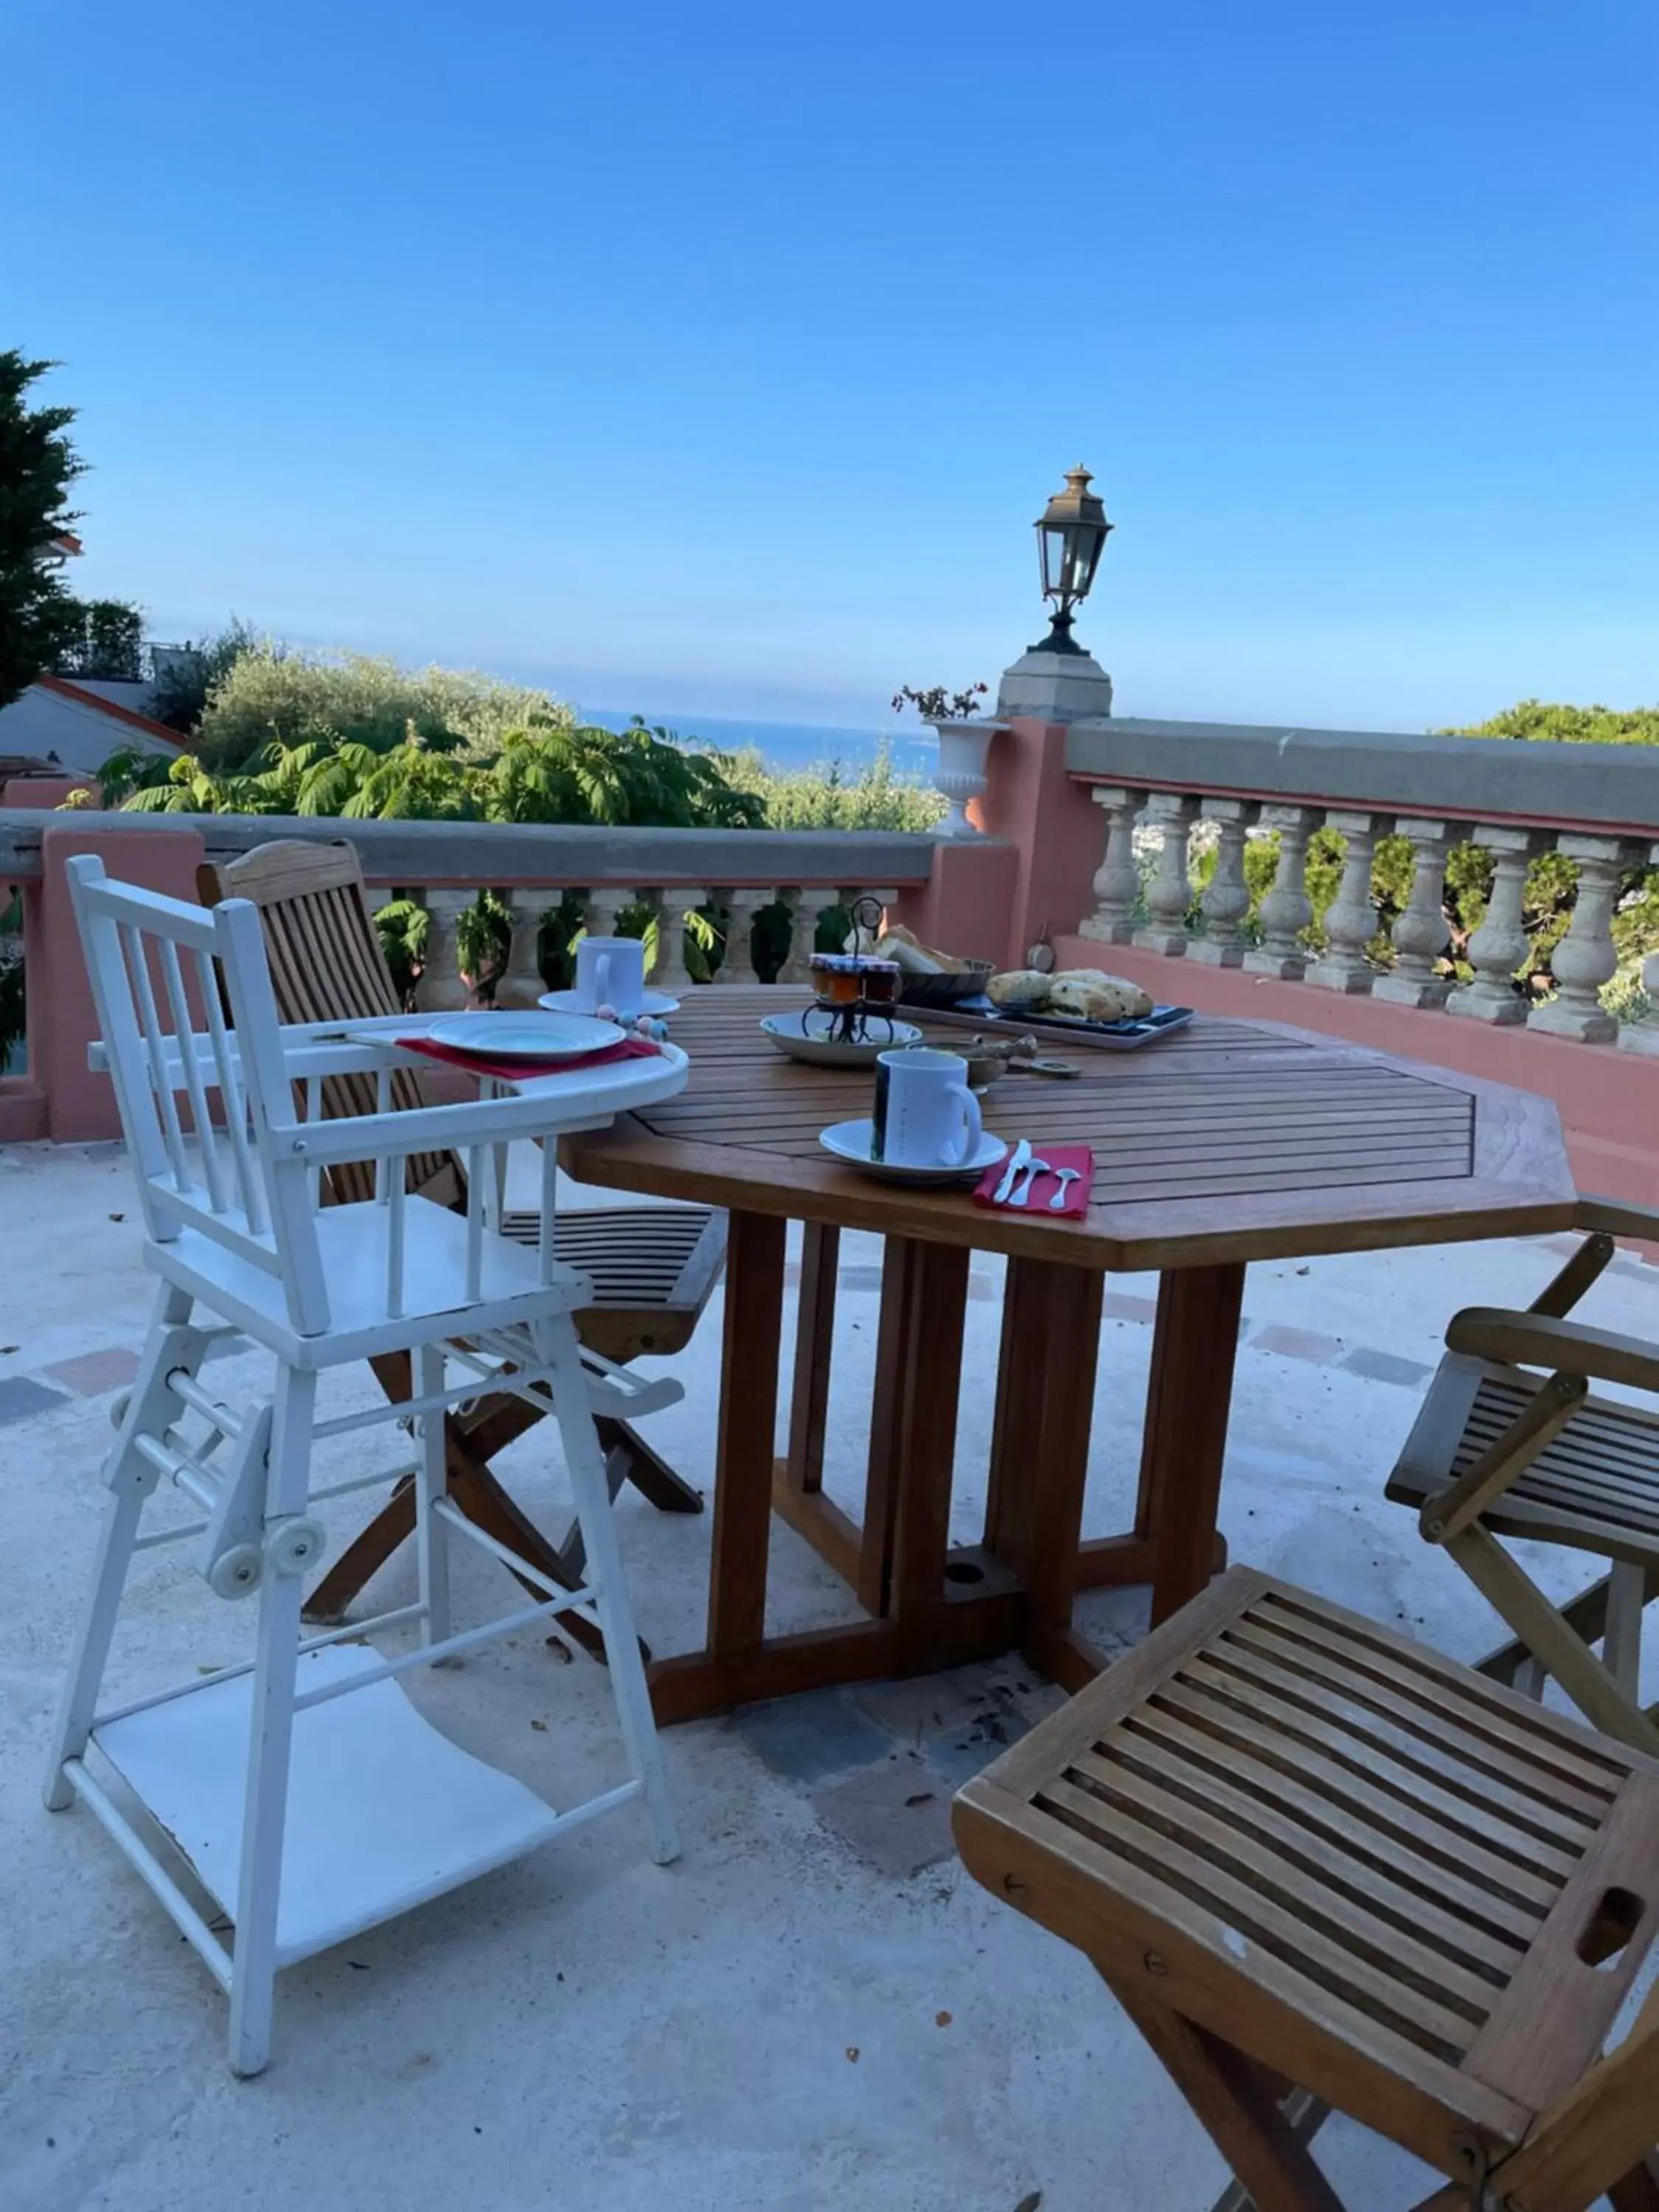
top-left (0, 807), bottom-right (941, 1141)
top-left (408, 877), bottom-right (904, 1008)
top-left (1060, 714), bottom-right (1659, 1051)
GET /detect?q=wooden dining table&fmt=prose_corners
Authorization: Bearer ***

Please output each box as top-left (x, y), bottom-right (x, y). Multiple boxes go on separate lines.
top-left (560, 986), bottom-right (1577, 1725)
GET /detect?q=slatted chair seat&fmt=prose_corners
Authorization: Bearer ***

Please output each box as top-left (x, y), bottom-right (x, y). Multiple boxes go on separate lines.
top-left (501, 1204), bottom-right (723, 1351)
top-left (1390, 1360), bottom-right (1659, 1561)
top-left (955, 1568), bottom-right (1659, 2212)
top-left (197, 841), bottom-right (724, 1643)
top-left (1385, 1200), bottom-right (1659, 1760)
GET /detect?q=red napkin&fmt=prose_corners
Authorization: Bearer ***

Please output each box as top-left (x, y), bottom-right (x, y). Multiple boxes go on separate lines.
top-left (973, 1141), bottom-right (1093, 1217)
top-left (395, 1034), bottom-right (662, 1082)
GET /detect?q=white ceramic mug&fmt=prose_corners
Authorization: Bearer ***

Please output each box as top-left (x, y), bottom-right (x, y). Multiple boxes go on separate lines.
top-left (574, 933), bottom-right (647, 1018)
top-left (872, 1047), bottom-right (983, 1167)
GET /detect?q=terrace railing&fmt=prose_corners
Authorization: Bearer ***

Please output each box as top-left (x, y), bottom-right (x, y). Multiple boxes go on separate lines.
top-left (1059, 715), bottom-right (1659, 1054)
top-left (0, 807), bottom-right (946, 1141)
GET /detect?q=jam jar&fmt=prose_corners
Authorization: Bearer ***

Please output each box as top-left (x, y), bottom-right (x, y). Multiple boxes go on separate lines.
top-left (859, 959), bottom-right (902, 1006)
top-left (810, 953), bottom-right (863, 1006)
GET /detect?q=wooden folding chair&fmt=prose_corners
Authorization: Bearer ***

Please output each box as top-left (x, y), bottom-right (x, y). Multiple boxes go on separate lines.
top-left (954, 1566), bottom-right (1659, 2212)
top-left (196, 841), bottom-right (725, 1643)
top-left (1387, 1197), bottom-right (1659, 1757)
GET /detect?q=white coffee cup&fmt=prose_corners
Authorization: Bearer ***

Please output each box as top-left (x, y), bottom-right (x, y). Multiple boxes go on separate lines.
top-left (574, 933), bottom-right (647, 1019)
top-left (873, 1047), bottom-right (983, 1167)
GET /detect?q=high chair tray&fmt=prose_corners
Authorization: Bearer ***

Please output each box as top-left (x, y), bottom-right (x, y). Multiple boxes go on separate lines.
top-left (93, 1645), bottom-right (566, 1967)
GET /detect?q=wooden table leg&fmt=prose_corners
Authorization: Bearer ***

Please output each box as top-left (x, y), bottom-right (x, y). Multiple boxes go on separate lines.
top-left (785, 1222), bottom-right (839, 1496)
top-left (860, 1236), bottom-right (971, 1623)
top-left (1138, 1263), bottom-right (1247, 1629)
top-left (769, 1223), bottom-right (863, 1585)
top-left (888, 1239), bottom-right (972, 1626)
top-left (647, 1222), bottom-right (1065, 1722)
top-left (706, 1208), bottom-right (789, 1658)
top-left (982, 1255), bottom-right (1050, 1580)
top-left (650, 1209), bottom-right (914, 1723)
top-left (983, 1258), bottom-right (1107, 1689)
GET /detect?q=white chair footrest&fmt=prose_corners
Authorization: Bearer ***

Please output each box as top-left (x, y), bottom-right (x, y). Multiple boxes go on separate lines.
top-left (88, 1646), bottom-right (641, 1970)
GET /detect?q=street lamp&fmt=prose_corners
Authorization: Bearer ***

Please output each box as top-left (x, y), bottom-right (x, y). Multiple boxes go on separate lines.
top-left (1033, 465), bottom-right (1112, 655)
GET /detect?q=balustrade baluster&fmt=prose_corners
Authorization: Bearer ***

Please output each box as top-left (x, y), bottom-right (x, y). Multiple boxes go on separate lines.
top-left (1079, 786), bottom-right (1146, 945)
top-left (647, 886), bottom-right (708, 989)
top-left (776, 887), bottom-right (817, 983)
top-left (1190, 800), bottom-right (1256, 967)
top-left (412, 888), bottom-right (473, 1012)
top-left (1619, 841), bottom-right (1659, 1055)
top-left (1305, 811), bottom-right (1388, 995)
top-left (1243, 806), bottom-right (1319, 980)
top-left (582, 884), bottom-right (634, 942)
top-left (498, 889), bottom-right (552, 1007)
top-left (715, 887), bottom-right (774, 985)
top-left (1373, 818), bottom-right (1456, 1009)
top-left (1447, 827), bottom-right (1537, 1025)
top-left (1529, 835), bottom-right (1627, 1043)
top-left (1135, 793), bottom-right (1200, 958)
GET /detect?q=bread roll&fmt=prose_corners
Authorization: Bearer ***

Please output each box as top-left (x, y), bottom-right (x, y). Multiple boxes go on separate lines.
top-left (873, 925), bottom-right (969, 976)
top-left (986, 970), bottom-right (1052, 1009)
top-left (1046, 973), bottom-right (1154, 1023)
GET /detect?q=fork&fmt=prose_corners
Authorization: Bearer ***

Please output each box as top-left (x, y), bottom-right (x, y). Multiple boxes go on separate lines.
top-left (1008, 1155), bottom-right (1053, 1208)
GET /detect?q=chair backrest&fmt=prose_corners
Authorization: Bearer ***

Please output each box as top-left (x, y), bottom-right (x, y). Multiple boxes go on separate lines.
top-left (68, 853), bottom-right (332, 1334)
top-left (198, 840), bottom-right (461, 1211)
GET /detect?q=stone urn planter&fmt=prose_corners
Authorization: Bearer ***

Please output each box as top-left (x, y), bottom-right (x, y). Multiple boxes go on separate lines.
top-left (928, 718), bottom-right (1004, 838)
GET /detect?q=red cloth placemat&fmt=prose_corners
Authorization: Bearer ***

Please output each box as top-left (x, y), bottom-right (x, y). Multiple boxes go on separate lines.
top-left (395, 1034), bottom-right (662, 1082)
top-left (971, 1141), bottom-right (1092, 1217)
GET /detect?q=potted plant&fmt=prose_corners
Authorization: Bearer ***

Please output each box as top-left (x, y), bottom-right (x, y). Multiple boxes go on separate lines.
top-left (891, 682), bottom-right (1002, 838)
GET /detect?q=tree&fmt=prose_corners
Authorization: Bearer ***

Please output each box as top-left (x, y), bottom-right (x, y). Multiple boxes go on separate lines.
top-left (0, 351), bottom-right (86, 710)
top-left (50, 597), bottom-right (145, 681)
top-left (1446, 698), bottom-right (1659, 747)
top-left (147, 618), bottom-right (262, 732)
top-left (189, 644), bottom-right (578, 771)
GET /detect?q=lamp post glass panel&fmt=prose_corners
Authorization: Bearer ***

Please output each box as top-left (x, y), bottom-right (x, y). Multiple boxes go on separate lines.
top-left (1034, 465), bottom-right (1112, 655)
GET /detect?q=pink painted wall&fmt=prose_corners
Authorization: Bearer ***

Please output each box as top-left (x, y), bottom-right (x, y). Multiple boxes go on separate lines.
top-left (976, 718), bottom-right (1105, 967)
top-left (0, 783), bottom-right (95, 1140)
top-left (3, 776), bottom-right (97, 810)
top-left (889, 838), bottom-right (1020, 966)
top-left (1053, 933), bottom-right (1659, 1217)
top-left (31, 822), bottom-right (208, 1142)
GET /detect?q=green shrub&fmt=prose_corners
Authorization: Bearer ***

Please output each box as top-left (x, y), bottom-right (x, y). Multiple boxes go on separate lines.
top-left (192, 646), bottom-right (577, 772)
top-left (731, 742), bottom-right (946, 832)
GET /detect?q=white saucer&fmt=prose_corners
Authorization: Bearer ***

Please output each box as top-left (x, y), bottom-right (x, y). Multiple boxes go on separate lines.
top-left (762, 1008), bottom-right (923, 1068)
top-left (426, 1011), bottom-right (625, 1060)
top-left (538, 987), bottom-right (680, 1019)
top-left (818, 1118), bottom-right (1008, 1186)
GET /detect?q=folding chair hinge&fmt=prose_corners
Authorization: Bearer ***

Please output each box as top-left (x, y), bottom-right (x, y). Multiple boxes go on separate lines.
top-left (1450, 2131), bottom-right (1497, 2211)
top-left (103, 1326), bottom-right (218, 1498)
top-left (197, 1400), bottom-right (273, 1598)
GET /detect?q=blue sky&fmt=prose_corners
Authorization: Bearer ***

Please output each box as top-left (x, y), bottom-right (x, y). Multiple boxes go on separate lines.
top-left (4, 1), bottom-right (1655, 734)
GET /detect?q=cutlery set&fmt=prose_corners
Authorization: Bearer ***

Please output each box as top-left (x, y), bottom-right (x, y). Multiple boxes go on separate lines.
top-left (990, 1141), bottom-right (1078, 1211)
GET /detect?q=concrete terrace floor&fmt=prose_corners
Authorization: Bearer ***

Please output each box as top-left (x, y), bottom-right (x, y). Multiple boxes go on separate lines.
top-left (4, 1141), bottom-right (1659, 2212)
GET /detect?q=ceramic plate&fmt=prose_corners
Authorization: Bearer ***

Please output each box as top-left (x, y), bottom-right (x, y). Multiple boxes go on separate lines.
top-left (762, 1009), bottom-right (923, 1068)
top-left (538, 987), bottom-right (680, 1019)
top-left (817, 1117), bottom-right (1007, 1186)
top-left (426, 1011), bottom-right (625, 1060)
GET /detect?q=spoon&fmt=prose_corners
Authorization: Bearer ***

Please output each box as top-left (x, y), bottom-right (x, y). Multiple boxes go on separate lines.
top-left (1047, 1166), bottom-right (1082, 1211)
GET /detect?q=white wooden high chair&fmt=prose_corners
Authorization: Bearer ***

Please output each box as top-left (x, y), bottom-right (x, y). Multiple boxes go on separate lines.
top-left (44, 855), bottom-right (687, 2076)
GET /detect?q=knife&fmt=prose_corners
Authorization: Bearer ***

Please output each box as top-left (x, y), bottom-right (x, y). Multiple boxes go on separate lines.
top-left (992, 1138), bottom-right (1032, 1206)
